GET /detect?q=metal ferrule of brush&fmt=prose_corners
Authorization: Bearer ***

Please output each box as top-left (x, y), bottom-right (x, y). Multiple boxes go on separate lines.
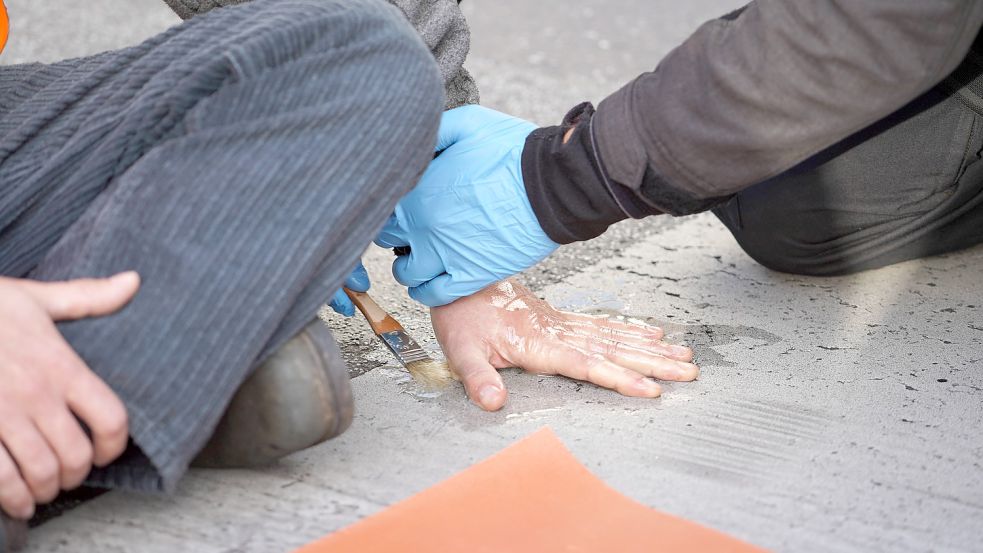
top-left (379, 330), bottom-right (432, 365)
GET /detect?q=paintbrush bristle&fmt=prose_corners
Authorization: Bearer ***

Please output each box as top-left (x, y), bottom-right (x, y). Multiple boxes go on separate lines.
top-left (404, 358), bottom-right (455, 390)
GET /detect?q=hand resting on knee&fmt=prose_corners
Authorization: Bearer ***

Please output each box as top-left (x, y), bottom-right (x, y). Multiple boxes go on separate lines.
top-left (0, 273), bottom-right (136, 520)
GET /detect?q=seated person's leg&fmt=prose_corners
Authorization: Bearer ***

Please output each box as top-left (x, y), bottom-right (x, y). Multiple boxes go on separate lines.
top-left (0, 0), bottom-right (442, 503)
top-left (714, 87), bottom-right (983, 276)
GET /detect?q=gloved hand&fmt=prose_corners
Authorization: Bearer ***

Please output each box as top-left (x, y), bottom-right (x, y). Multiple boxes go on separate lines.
top-left (375, 105), bottom-right (558, 307)
top-left (327, 262), bottom-right (370, 317)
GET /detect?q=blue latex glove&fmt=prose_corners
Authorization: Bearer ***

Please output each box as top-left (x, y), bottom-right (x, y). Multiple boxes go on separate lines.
top-left (375, 105), bottom-right (558, 307)
top-left (327, 262), bottom-right (370, 317)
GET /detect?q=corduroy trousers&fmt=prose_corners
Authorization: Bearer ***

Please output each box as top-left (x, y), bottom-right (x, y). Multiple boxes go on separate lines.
top-left (0, 0), bottom-right (442, 492)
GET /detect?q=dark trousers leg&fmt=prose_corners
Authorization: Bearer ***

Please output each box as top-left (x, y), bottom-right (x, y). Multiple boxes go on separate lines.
top-left (0, 0), bottom-right (443, 491)
top-left (714, 88), bottom-right (983, 276)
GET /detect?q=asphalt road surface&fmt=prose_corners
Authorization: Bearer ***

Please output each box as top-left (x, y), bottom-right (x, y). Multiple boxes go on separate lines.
top-left (4, 2), bottom-right (983, 552)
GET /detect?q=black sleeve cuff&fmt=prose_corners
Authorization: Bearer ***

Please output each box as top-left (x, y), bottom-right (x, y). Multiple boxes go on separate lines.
top-left (521, 102), bottom-right (660, 244)
top-left (594, 84), bottom-right (735, 216)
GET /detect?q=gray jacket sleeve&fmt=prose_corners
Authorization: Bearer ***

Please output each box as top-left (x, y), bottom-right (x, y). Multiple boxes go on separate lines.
top-left (593, 0), bottom-right (983, 214)
top-left (162, 0), bottom-right (478, 109)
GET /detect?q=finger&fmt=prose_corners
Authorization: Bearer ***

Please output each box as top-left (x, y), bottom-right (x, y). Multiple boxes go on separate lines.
top-left (344, 263), bottom-right (370, 293)
top-left (33, 407), bottom-right (94, 491)
top-left (532, 344), bottom-right (663, 398)
top-left (563, 313), bottom-right (666, 340)
top-left (0, 444), bottom-right (34, 520)
top-left (564, 320), bottom-right (662, 345)
top-left (407, 273), bottom-right (464, 308)
top-left (434, 105), bottom-right (487, 152)
top-left (374, 214), bottom-right (409, 249)
top-left (0, 417), bottom-right (60, 504)
top-left (22, 271), bottom-right (141, 321)
top-left (328, 289), bottom-right (356, 317)
top-left (447, 349), bottom-right (507, 411)
top-left (65, 370), bottom-right (129, 467)
top-left (393, 248), bottom-right (445, 288)
top-left (560, 334), bottom-right (699, 382)
top-left (564, 323), bottom-right (693, 362)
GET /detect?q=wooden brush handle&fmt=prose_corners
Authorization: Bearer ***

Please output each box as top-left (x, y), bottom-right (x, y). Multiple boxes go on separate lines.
top-left (344, 288), bottom-right (404, 335)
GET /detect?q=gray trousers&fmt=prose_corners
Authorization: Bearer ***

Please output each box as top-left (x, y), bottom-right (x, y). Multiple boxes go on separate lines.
top-left (0, 0), bottom-right (442, 492)
top-left (716, 86), bottom-right (983, 275)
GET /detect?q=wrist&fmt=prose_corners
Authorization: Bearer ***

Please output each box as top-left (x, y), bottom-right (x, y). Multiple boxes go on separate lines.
top-left (521, 103), bottom-right (659, 244)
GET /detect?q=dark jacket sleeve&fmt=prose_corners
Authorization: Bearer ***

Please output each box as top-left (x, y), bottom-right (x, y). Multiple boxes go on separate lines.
top-left (525, 0), bottom-right (983, 244)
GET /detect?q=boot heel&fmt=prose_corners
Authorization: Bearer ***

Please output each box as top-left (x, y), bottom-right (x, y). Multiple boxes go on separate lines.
top-left (193, 320), bottom-right (354, 468)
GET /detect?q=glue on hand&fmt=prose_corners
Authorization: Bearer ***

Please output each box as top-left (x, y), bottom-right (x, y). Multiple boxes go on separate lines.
top-left (430, 278), bottom-right (699, 412)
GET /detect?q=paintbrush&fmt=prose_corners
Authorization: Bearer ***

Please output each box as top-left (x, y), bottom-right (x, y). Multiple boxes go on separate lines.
top-left (344, 288), bottom-right (454, 390)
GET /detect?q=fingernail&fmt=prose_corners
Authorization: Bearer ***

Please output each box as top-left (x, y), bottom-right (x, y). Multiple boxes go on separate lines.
top-left (478, 384), bottom-right (502, 410)
top-left (670, 345), bottom-right (690, 355)
top-left (673, 363), bottom-right (699, 380)
top-left (636, 378), bottom-right (662, 396)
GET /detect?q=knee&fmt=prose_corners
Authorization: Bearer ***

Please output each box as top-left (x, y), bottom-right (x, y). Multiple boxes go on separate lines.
top-left (716, 197), bottom-right (845, 277)
top-left (349, 1), bottom-right (446, 130)
top-left (730, 229), bottom-right (820, 276)
top-left (190, 0), bottom-right (443, 139)
top-left (243, 0), bottom-right (443, 124)
top-left (170, 0), bottom-right (443, 198)
top-left (213, 1), bottom-right (441, 87)
top-left (348, 0), bottom-right (445, 122)
top-left (312, 0), bottom-right (444, 165)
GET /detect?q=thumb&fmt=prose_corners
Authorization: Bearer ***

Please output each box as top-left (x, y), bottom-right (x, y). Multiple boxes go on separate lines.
top-left (374, 214), bottom-right (409, 249)
top-left (408, 273), bottom-right (464, 308)
top-left (393, 248), bottom-right (444, 288)
top-left (343, 262), bottom-right (370, 293)
top-left (448, 348), bottom-right (507, 411)
top-left (434, 105), bottom-right (489, 153)
top-left (24, 271), bottom-right (141, 321)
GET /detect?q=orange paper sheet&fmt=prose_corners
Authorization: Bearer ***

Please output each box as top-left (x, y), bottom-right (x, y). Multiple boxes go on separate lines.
top-left (296, 428), bottom-right (766, 553)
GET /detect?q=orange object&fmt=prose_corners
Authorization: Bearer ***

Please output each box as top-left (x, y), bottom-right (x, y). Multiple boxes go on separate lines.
top-left (296, 428), bottom-right (767, 553)
top-left (0, 1), bottom-right (8, 55)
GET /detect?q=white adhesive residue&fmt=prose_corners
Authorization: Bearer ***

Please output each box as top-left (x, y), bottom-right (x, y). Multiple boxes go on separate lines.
top-left (657, 392), bottom-right (693, 406)
top-left (505, 298), bottom-right (529, 311)
top-left (504, 326), bottom-right (526, 353)
top-left (525, 310), bottom-right (566, 339)
top-left (505, 407), bottom-right (565, 422)
top-left (490, 280), bottom-right (520, 308)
